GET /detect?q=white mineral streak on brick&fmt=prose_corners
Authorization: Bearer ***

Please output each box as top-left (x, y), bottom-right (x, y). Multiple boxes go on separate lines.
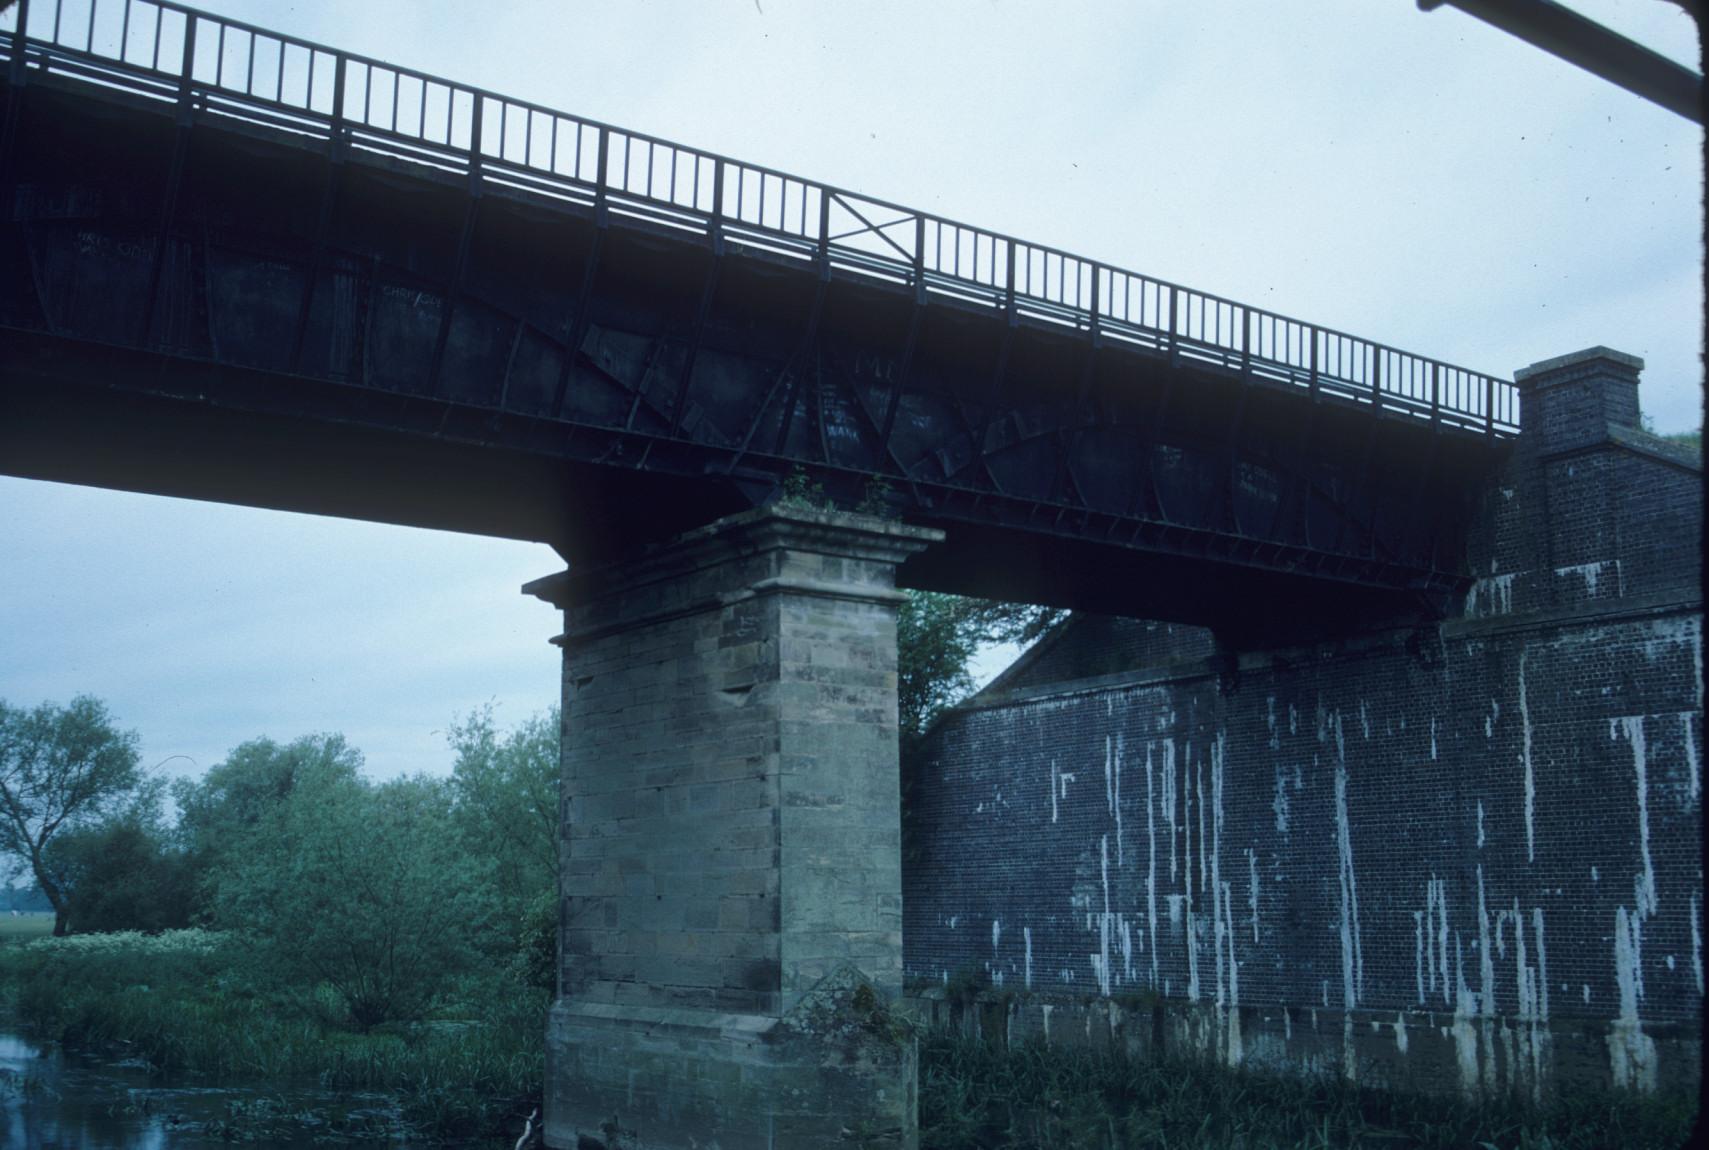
top-left (1024, 926), bottom-right (1033, 990)
top-left (1690, 895), bottom-right (1702, 996)
top-left (1583, 984), bottom-right (1591, 1004)
top-left (1414, 910), bottom-right (1426, 1003)
top-left (1144, 744), bottom-right (1159, 986)
top-left (1040, 1003), bottom-right (1052, 1045)
top-left (1247, 848), bottom-right (1260, 944)
top-left (1092, 834), bottom-right (1113, 997)
top-left (1518, 650), bottom-right (1536, 863)
top-left (1333, 714), bottom-right (1363, 1009)
top-left (1477, 801), bottom-right (1485, 849)
top-left (1196, 755), bottom-right (1207, 893)
top-left (1682, 713), bottom-right (1700, 802)
top-left (1465, 573), bottom-right (1516, 618)
top-left (1554, 559), bottom-right (1617, 598)
top-left (1104, 735), bottom-right (1113, 816)
top-left (1609, 905), bottom-right (1658, 1092)
top-left (1452, 931), bottom-right (1481, 1097)
top-left (1267, 696), bottom-right (1279, 750)
top-left (1476, 866), bottom-right (1495, 1018)
top-left (1050, 758), bottom-right (1059, 824)
top-left (1161, 739), bottom-right (1178, 882)
top-left (1616, 717), bottom-right (1658, 916)
top-left (1436, 881), bottom-right (1450, 1003)
top-left (1532, 908), bottom-right (1549, 1023)
top-left (1359, 700), bottom-right (1370, 741)
top-left (1430, 717), bottom-right (1438, 761)
top-left (1394, 1012), bottom-right (1409, 1055)
top-left (1114, 734), bottom-right (1124, 867)
top-left (992, 918), bottom-right (1001, 954)
top-left (1272, 762), bottom-right (1291, 833)
top-left (1289, 703), bottom-right (1298, 735)
top-left (1120, 917), bottom-right (1133, 982)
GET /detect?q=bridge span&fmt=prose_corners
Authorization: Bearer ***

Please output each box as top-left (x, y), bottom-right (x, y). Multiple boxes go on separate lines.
top-left (0, 0), bottom-right (1517, 645)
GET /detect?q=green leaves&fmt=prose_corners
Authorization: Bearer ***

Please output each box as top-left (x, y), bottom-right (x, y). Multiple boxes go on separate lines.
top-left (898, 593), bottom-right (1066, 745)
top-left (0, 695), bottom-right (144, 935)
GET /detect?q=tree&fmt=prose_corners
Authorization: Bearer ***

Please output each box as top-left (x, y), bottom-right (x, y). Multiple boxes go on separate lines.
top-left (448, 705), bottom-right (560, 989)
top-left (42, 779), bottom-right (196, 933)
top-left (896, 594), bottom-right (1066, 746)
top-left (447, 706), bottom-right (560, 911)
top-left (0, 696), bottom-right (144, 935)
top-left (173, 733), bottom-right (363, 915)
top-left (212, 767), bottom-right (493, 1029)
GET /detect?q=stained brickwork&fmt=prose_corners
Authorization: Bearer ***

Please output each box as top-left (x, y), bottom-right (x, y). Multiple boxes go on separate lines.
top-left (904, 348), bottom-right (1703, 1098)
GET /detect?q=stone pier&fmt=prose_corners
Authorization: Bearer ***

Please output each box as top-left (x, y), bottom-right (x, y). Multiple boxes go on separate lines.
top-left (525, 506), bottom-right (941, 1150)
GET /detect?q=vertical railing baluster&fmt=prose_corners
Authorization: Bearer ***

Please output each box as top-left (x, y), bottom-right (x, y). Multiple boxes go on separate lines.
top-left (817, 186), bottom-right (829, 265)
top-left (1004, 240), bottom-right (1016, 318)
top-left (1308, 326), bottom-right (1319, 398)
top-left (8, 0), bottom-right (31, 87)
top-left (177, 13), bottom-right (195, 107)
top-left (1485, 375), bottom-right (1496, 437)
top-left (1430, 362), bottom-right (1440, 426)
top-left (1167, 286), bottom-right (1178, 361)
top-left (595, 125), bottom-right (609, 218)
top-left (913, 215), bottom-right (925, 298)
top-left (468, 92), bottom-right (483, 174)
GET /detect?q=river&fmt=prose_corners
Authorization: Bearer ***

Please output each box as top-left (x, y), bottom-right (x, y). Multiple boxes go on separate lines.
top-left (0, 1028), bottom-right (411, 1148)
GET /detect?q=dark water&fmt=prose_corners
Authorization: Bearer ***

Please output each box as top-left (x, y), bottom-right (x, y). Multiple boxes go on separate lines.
top-left (0, 1029), bottom-right (406, 1148)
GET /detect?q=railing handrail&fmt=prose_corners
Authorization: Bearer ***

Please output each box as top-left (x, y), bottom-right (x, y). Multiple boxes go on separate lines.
top-left (0, 0), bottom-right (1519, 435)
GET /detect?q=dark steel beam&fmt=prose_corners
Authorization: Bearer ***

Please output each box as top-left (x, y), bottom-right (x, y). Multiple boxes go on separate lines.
top-left (1418, 0), bottom-right (1703, 122)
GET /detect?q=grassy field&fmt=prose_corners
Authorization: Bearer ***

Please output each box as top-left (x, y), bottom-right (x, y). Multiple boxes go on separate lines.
top-left (0, 914), bottom-right (53, 945)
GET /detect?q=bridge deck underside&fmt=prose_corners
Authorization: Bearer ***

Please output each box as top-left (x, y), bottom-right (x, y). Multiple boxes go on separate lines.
top-left (0, 76), bottom-right (1503, 643)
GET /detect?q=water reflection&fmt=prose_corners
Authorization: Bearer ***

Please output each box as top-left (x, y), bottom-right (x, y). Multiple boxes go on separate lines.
top-left (0, 1027), bottom-right (386, 1148)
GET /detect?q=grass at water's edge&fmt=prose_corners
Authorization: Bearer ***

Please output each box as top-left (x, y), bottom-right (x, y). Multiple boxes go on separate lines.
top-left (3, 933), bottom-right (1698, 1150)
top-left (0, 933), bottom-right (545, 1147)
top-left (918, 1031), bottom-right (1700, 1150)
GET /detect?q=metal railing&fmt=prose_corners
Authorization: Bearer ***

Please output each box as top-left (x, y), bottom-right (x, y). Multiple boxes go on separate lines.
top-left (0, 0), bottom-right (1520, 436)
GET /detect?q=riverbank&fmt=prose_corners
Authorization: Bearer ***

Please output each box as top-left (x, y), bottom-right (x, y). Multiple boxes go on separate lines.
top-left (1, 929), bottom-right (543, 1147)
top-left (2, 930), bottom-right (1696, 1148)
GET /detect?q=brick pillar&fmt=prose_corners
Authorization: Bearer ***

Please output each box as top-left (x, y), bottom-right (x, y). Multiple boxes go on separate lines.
top-left (525, 506), bottom-right (941, 1150)
top-left (1513, 345), bottom-right (1644, 454)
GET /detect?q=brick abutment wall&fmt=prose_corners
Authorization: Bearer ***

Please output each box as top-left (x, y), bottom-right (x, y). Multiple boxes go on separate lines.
top-left (902, 348), bottom-right (1703, 1101)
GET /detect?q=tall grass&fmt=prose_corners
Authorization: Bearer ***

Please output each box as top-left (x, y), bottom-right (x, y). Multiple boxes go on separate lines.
top-left (1, 929), bottom-right (545, 1145)
top-left (917, 1032), bottom-right (1698, 1150)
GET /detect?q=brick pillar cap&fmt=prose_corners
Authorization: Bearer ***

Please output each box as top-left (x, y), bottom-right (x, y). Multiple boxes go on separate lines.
top-left (1513, 346), bottom-right (1643, 384)
top-left (523, 504), bottom-right (943, 607)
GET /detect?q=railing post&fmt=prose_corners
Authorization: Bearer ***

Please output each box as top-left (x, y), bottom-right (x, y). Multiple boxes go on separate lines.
top-left (177, 14), bottom-right (197, 116)
top-left (912, 215), bottom-right (925, 303)
top-left (1167, 286), bottom-right (1178, 363)
top-left (1088, 264), bottom-right (1101, 337)
top-left (1308, 326), bottom-right (1319, 399)
top-left (1484, 375), bottom-right (1496, 437)
top-left (1430, 362), bottom-right (1440, 426)
top-left (7, 0), bottom-right (30, 88)
top-left (816, 188), bottom-right (830, 278)
top-left (1004, 241), bottom-right (1016, 320)
top-left (595, 126), bottom-right (610, 223)
top-left (1371, 346), bottom-right (1382, 412)
top-left (1242, 308), bottom-right (1252, 374)
top-left (468, 94), bottom-right (484, 177)
top-left (331, 53), bottom-right (346, 124)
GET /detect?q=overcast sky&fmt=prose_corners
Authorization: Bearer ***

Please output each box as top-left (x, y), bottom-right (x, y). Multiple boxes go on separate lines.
top-left (1, 0), bottom-right (1701, 787)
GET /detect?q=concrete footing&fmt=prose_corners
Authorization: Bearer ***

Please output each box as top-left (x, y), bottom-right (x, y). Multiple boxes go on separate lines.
top-left (526, 506), bottom-right (940, 1149)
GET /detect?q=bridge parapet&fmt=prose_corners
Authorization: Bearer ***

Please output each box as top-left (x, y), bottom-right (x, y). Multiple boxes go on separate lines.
top-left (0, 0), bottom-right (1517, 435)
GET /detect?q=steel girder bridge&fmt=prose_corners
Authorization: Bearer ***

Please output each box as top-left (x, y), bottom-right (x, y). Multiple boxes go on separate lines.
top-left (0, 0), bottom-right (1518, 644)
